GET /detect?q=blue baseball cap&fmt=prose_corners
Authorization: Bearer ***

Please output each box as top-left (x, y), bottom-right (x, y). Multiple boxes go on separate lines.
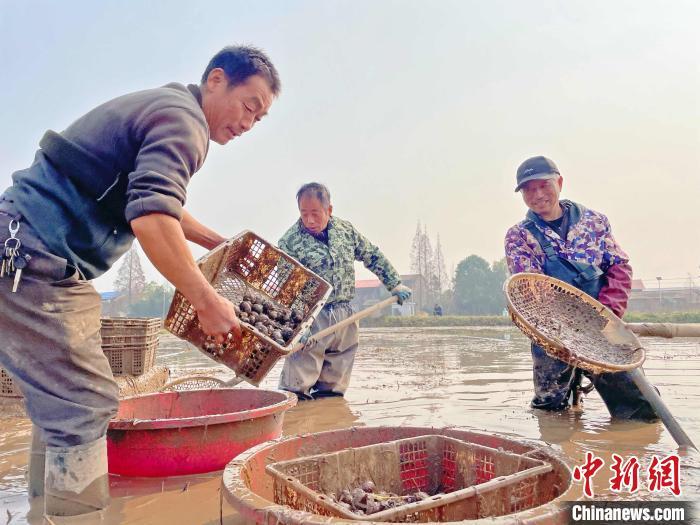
top-left (515, 156), bottom-right (560, 192)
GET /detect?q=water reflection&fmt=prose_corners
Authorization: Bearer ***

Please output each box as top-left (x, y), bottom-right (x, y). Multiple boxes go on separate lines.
top-left (1, 326), bottom-right (699, 522)
top-left (283, 397), bottom-right (361, 435)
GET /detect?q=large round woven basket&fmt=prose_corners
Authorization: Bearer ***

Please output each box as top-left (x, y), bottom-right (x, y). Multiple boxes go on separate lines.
top-left (504, 273), bottom-right (645, 374)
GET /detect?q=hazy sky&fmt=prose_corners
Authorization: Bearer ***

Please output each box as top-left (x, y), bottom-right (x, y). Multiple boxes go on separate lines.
top-left (1, 1), bottom-right (698, 292)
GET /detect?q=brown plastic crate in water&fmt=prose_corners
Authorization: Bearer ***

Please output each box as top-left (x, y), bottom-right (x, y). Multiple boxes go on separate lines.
top-left (101, 334), bottom-right (159, 347)
top-left (266, 435), bottom-right (553, 522)
top-left (100, 317), bottom-right (162, 338)
top-left (102, 339), bottom-right (159, 376)
top-left (0, 367), bottom-right (22, 398)
top-left (99, 317), bottom-right (161, 376)
top-left (165, 231), bottom-right (331, 386)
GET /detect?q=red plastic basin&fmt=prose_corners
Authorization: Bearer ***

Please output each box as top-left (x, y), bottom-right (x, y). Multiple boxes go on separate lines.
top-left (107, 388), bottom-right (296, 477)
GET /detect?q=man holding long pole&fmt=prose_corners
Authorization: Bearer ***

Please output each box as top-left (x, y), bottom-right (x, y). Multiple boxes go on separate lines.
top-left (278, 182), bottom-right (411, 400)
top-left (504, 156), bottom-right (658, 420)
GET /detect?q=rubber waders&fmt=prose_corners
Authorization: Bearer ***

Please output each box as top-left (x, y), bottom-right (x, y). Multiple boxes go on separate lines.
top-left (26, 425), bottom-right (46, 520)
top-left (28, 425), bottom-right (46, 498)
top-left (44, 436), bottom-right (110, 516)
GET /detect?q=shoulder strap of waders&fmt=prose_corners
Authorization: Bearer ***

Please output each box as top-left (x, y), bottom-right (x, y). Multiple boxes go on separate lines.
top-left (523, 220), bottom-right (558, 261)
top-left (523, 220), bottom-right (601, 283)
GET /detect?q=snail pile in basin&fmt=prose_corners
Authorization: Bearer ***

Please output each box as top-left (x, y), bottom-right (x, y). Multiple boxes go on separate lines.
top-left (329, 480), bottom-right (431, 515)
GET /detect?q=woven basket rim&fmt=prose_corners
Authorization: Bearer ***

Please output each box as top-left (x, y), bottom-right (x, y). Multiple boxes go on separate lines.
top-left (504, 273), bottom-right (645, 373)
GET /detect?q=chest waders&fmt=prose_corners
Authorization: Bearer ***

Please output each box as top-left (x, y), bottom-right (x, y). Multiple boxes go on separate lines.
top-left (278, 302), bottom-right (359, 399)
top-left (524, 222), bottom-right (656, 420)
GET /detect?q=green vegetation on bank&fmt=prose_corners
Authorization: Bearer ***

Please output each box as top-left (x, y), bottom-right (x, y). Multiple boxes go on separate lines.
top-left (361, 315), bottom-right (513, 327)
top-left (622, 311), bottom-right (700, 323)
top-left (362, 311), bottom-right (700, 328)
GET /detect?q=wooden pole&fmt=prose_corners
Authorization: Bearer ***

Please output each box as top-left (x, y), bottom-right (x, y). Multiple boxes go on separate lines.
top-left (288, 296), bottom-right (398, 356)
top-left (224, 296), bottom-right (399, 387)
top-left (629, 368), bottom-right (697, 450)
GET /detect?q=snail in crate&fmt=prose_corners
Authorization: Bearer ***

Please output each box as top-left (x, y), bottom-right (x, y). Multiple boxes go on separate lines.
top-left (231, 290), bottom-right (306, 346)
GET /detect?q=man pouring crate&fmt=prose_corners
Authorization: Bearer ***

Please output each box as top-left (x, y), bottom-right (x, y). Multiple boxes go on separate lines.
top-left (0, 46), bottom-right (279, 518)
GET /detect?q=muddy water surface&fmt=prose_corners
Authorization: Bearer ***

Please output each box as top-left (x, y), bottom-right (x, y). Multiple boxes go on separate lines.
top-left (1, 326), bottom-right (698, 523)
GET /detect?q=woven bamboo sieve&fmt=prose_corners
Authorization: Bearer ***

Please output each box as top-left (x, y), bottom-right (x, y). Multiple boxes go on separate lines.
top-left (504, 273), bottom-right (645, 374)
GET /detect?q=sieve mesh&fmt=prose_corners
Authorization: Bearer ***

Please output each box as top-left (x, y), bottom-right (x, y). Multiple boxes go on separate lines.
top-left (504, 273), bottom-right (645, 374)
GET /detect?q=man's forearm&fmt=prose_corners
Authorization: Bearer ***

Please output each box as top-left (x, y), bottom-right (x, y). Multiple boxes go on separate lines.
top-left (357, 243), bottom-right (401, 290)
top-left (181, 209), bottom-right (227, 250)
top-left (132, 213), bottom-right (241, 342)
top-left (365, 256), bottom-right (400, 291)
top-left (131, 213), bottom-right (217, 309)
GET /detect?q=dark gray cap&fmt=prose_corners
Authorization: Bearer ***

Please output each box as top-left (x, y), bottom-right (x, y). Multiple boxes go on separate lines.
top-left (515, 156), bottom-right (560, 192)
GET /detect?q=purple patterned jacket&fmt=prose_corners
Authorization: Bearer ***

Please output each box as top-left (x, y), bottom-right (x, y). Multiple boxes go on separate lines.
top-left (504, 200), bottom-right (633, 316)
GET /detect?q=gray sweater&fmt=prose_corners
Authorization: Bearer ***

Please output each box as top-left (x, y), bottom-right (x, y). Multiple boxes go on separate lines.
top-left (4, 83), bottom-right (209, 279)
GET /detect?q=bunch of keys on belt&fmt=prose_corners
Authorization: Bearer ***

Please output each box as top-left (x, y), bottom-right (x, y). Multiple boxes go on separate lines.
top-left (1, 220), bottom-right (31, 293)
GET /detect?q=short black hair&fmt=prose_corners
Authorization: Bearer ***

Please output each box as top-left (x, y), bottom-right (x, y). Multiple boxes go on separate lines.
top-left (296, 182), bottom-right (331, 207)
top-left (201, 45), bottom-right (280, 95)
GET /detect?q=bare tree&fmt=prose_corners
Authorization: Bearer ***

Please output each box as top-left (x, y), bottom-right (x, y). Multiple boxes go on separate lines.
top-left (114, 246), bottom-right (146, 307)
top-left (410, 221), bottom-right (439, 310)
top-left (410, 221), bottom-right (424, 276)
top-left (421, 224), bottom-right (435, 304)
top-left (433, 234), bottom-right (447, 294)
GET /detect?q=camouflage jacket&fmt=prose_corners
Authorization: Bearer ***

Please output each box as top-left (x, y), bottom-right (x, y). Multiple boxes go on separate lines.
top-left (278, 216), bottom-right (401, 304)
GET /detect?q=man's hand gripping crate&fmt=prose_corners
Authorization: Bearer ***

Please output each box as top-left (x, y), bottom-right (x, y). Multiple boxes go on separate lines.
top-left (165, 231), bottom-right (331, 386)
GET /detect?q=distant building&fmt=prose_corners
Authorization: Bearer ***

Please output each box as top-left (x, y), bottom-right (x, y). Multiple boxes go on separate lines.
top-left (100, 291), bottom-right (126, 316)
top-left (631, 279), bottom-right (645, 291)
top-left (351, 274), bottom-right (426, 317)
top-left (627, 284), bottom-right (700, 313)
